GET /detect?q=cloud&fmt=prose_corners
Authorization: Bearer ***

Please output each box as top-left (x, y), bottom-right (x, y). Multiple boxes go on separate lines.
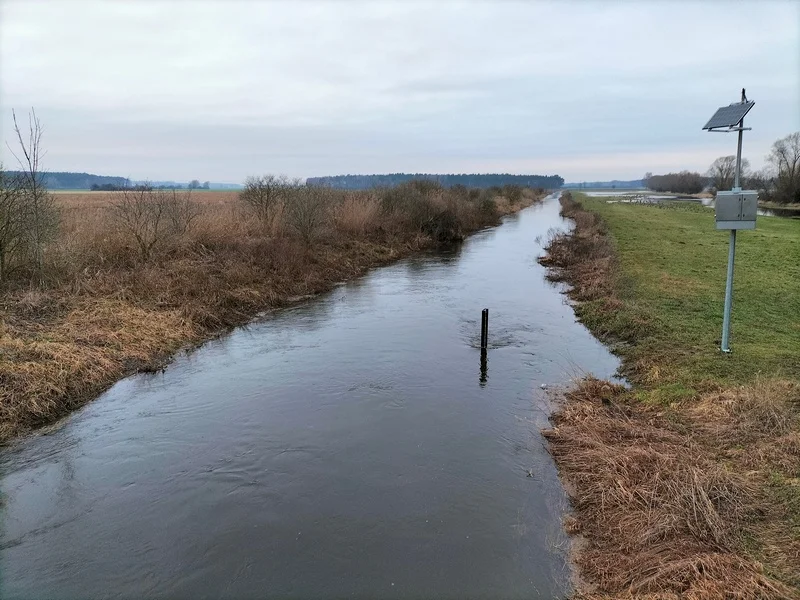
top-left (1, 0), bottom-right (798, 182)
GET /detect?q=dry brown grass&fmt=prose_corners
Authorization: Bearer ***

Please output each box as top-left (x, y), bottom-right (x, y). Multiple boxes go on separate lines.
top-left (539, 192), bottom-right (652, 353)
top-left (539, 192), bottom-right (617, 308)
top-left (0, 184), bottom-right (546, 441)
top-left (539, 193), bottom-right (800, 598)
top-left (332, 192), bottom-right (381, 235)
top-left (544, 378), bottom-right (800, 599)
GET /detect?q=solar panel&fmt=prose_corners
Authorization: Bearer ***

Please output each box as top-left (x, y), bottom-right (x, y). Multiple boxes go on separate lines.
top-left (702, 101), bottom-right (755, 130)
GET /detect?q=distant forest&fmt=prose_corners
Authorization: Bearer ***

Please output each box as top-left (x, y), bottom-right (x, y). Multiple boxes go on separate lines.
top-left (306, 173), bottom-right (564, 190)
top-left (1, 171), bottom-right (244, 191)
top-left (3, 171), bottom-right (129, 190)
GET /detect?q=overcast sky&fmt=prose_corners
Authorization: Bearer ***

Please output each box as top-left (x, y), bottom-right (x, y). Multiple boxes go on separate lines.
top-left (1, 0), bottom-right (798, 183)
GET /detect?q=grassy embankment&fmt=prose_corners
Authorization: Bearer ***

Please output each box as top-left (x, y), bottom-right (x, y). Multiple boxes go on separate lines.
top-left (540, 192), bottom-right (800, 598)
top-left (1, 182), bottom-right (544, 442)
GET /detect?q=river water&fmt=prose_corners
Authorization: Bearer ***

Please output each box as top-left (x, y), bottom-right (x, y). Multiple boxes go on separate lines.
top-left (0, 194), bottom-right (620, 599)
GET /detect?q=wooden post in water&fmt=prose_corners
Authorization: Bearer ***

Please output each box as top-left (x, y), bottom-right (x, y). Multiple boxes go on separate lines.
top-left (480, 308), bottom-right (489, 350)
top-left (479, 308), bottom-right (489, 386)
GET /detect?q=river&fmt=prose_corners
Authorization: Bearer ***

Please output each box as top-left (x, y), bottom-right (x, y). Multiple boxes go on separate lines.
top-left (0, 194), bottom-right (620, 599)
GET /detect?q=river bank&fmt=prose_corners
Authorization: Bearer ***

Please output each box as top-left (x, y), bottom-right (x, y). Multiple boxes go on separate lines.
top-left (540, 192), bottom-right (800, 598)
top-left (0, 184), bottom-right (545, 443)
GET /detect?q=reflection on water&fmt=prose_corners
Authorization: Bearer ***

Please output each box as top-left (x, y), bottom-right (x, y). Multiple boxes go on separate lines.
top-left (480, 349), bottom-right (488, 387)
top-left (0, 194), bottom-right (620, 600)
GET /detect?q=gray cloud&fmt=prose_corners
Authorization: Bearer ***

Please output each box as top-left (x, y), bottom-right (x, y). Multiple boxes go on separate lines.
top-left (1, 0), bottom-right (798, 182)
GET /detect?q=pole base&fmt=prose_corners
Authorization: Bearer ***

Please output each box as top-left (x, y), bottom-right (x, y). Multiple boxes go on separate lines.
top-left (720, 347), bottom-right (732, 354)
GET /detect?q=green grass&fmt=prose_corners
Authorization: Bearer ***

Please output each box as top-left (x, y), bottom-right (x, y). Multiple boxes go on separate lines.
top-left (576, 194), bottom-right (800, 395)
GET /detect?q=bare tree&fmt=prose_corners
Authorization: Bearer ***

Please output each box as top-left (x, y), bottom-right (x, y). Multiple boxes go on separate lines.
top-left (746, 167), bottom-right (776, 200)
top-left (6, 109), bottom-right (59, 278)
top-left (707, 155), bottom-right (750, 191)
top-left (111, 185), bottom-right (197, 261)
top-left (163, 188), bottom-right (201, 236)
top-left (767, 131), bottom-right (800, 204)
top-left (112, 185), bottom-right (164, 261)
top-left (0, 168), bottom-right (25, 282)
top-left (239, 175), bottom-right (297, 229)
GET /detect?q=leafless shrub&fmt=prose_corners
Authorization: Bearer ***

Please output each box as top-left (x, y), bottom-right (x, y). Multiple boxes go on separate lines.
top-left (5, 109), bottom-right (60, 281)
top-left (379, 182), bottom-right (438, 229)
top-left (0, 169), bottom-right (25, 282)
top-left (162, 188), bottom-right (201, 236)
top-left (284, 185), bottom-right (334, 244)
top-left (239, 175), bottom-right (298, 231)
top-left (111, 185), bottom-right (196, 261)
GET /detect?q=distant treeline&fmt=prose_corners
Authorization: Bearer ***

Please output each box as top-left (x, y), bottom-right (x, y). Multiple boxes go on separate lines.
top-left (1, 171), bottom-right (229, 191)
top-left (647, 131), bottom-right (800, 204)
top-left (90, 183), bottom-right (130, 191)
top-left (3, 171), bottom-right (128, 190)
top-left (91, 181), bottom-right (210, 191)
top-left (306, 173), bottom-right (564, 190)
top-left (645, 171), bottom-right (708, 195)
top-left (89, 183), bottom-right (197, 191)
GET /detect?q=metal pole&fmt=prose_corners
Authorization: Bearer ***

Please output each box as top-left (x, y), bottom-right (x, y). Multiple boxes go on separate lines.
top-left (721, 229), bottom-right (736, 353)
top-left (734, 88), bottom-right (746, 190)
top-left (480, 309), bottom-right (488, 350)
top-left (722, 88), bottom-right (746, 352)
top-left (734, 126), bottom-right (744, 190)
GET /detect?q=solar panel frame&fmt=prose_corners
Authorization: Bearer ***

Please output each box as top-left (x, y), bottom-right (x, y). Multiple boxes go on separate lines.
top-left (703, 101), bottom-right (755, 130)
